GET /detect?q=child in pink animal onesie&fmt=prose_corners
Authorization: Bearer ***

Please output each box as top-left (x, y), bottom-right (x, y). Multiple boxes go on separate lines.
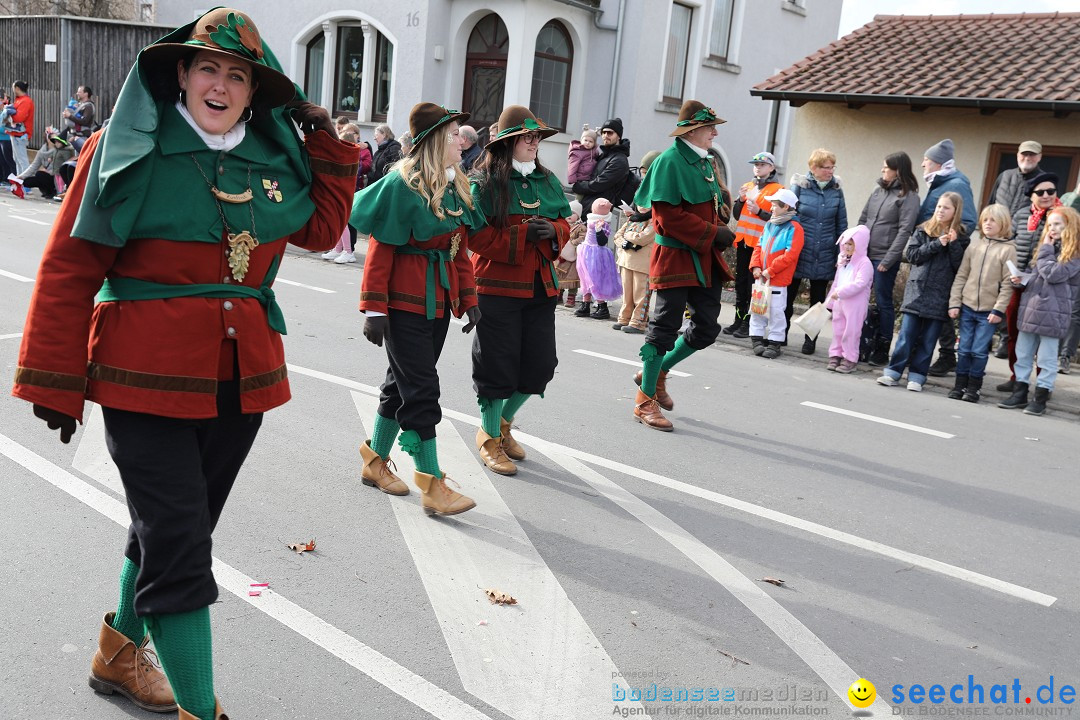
top-left (826, 225), bottom-right (874, 373)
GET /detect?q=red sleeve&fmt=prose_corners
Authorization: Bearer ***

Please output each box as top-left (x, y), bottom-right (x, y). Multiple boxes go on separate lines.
top-left (652, 201), bottom-right (717, 254)
top-left (13, 132), bottom-right (118, 422)
top-left (455, 238), bottom-right (478, 315)
top-left (287, 130), bottom-right (361, 251)
top-left (469, 221), bottom-right (530, 265)
top-left (750, 244), bottom-right (763, 270)
top-left (767, 223), bottom-right (804, 277)
top-left (358, 237), bottom-right (394, 315)
top-left (548, 217), bottom-right (570, 259)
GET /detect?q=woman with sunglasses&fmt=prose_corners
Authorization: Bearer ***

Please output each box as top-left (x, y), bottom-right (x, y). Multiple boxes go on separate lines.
top-left (468, 105), bottom-right (571, 475)
top-left (998, 172), bottom-right (1062, 392)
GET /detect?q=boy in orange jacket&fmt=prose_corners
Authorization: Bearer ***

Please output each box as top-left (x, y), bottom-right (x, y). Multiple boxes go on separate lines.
top-left (749, 188), bottom-right (804, 358)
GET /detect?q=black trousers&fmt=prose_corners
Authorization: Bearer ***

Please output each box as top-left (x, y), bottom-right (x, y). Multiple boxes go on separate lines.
top-left (472, 276), bottom-right (558, 398)
top-left (732, 243), bottom-right (755, 317)
top-left (784, 277), bottom-right (830, 339)
top-left (23, 170), bottom-right (57, 198)
top-left (937, 317), bottom-right (957, 358)
top-left (59, 162), bottom-right (76, 187)
top-left (378, 308), bottom-right (451, 441)
top-left (103, 381), bottom-right (263, 616)
top-left (0, 141), bottom-right (14, 179)
top-left (645, 270), bottom-right (725, 355)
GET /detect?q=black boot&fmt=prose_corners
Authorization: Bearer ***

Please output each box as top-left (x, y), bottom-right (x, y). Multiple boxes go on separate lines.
top-left (962, 376), bottom-right (983, 403)
top-left (997, 381), bottom-right (1029, 409)
top-left (1023, 386), bottom-right (1050, 416)
top-left (996, 377), bottom-right (1015, 393)
top-left (762, 340), bottom-right (782, 359)
top-left (722, 313), bottom-right (744, 335)
top-left (751, 336), bottom-right (766, 356)
top-left (732, 317), bottom-right (751, 339)
top-left (994, 328), bottom-right (1010, 359)
top-left (590, 302), bottom-right (610, 320)
top-left (868, 338), bottom-right (890, 367)
top-left (574, 301), bottom-right (591, 317)
top-left (801, 335), bottom-right (817, 355)
top-left (948, 373), bottom-right (969, 400)
top-left (927, 353), bottom-right (956, 377)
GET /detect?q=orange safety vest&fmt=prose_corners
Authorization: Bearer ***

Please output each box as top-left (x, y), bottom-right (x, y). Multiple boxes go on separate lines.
top-left (734, 180), bottom-right (782, 248)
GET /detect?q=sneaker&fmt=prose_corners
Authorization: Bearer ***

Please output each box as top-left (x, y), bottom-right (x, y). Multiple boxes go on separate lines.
top-left (835, 359), bottom-right (857, 374)
top-left (826, 356), bottom-right (841, 371)
top-left (622, 325), bottom-right (645, 334)
top-left (1060, 355), bottom-right (1071, 375)
top-left (611, 322), bottom-right (624, 331)
top-left (906, 380), bottom-right (923, 392)
top-left (334, 250), bottom-right (356, 264)
top-left (322, 249), bottom-right (342, 260)
top-left (761, 342), bottom-right (781, 359)
top-left (53, 192), bottom-right (65, 202)
top-left (876, 375), bottom-right (898, 387)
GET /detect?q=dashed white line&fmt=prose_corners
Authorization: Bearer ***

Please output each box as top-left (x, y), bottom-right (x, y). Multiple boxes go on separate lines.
top-left (7, 214), bottom-right (51, 226)
top-left (572, 348), bottom-right (692, 377)
top-left (0, 268), bottom-right (33, 282)
top-left (801, 401), bottom-right (955, 439)
top-left (0, 431), bottom-right (494, 720)
top-left (275, 278), bottom-right (335, 293)
top-left (0, 332), bottom-right (23, 340)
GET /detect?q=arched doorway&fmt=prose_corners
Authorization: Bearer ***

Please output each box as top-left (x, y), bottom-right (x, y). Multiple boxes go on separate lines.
top-left (463, 13), bottom-right (508, 132)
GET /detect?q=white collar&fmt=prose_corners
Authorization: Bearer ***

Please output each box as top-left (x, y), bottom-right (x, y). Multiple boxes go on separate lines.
top-left (446, 167), bottom-right (456, 182)
top-left (175, 100), bottom-right (246, 152)
top-left (513, 159), bottom-right (537, 176)
top-left (678, 137), bottom-right (708, 158)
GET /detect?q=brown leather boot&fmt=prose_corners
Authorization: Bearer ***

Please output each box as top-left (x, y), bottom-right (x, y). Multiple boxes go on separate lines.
top-left (633, 370), bottom-right (673, 410)
top-left (413, 471), bottom-right (476, 516)
top-left (359, 441), bottom-right (409, 495)
top-left (475, 428), bottom-right (517, 475)
top-left (88, 612), bottom-right (177, 713)
top-left (499, 418), bottom-right (526, 461)
top-left (633, 389), bottom-right (673, 431)
top-left (178, 699), bottom-right (227, 719)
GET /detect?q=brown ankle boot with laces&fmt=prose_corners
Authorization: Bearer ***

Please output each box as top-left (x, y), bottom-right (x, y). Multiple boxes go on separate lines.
top-left (413, 471), bottom-right (477, 516)
top-left (88, 612), bottom-right (176, 713)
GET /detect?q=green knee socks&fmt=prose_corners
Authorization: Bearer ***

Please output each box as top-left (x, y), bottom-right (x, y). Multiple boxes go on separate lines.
top-left (110, 557), bottom-right (145, 643)
top-left (399, 430), bottom-right (442, 477)
top-left (145, 607), bottom-right (215, 720)
top-left (661, 336), bottom-right (697, 371)
top-left (500, 392), bottom-right (530, 423)
top-left (639, 343), bottom-right (663, 396)
top-left (478, 396), bottom-right (504, 438)
top-left (369, 413), bottom-right (400, 458)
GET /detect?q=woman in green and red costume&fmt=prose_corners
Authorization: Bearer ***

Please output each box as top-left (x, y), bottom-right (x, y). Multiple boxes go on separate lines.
top-left (632, 100), bottom-right (734, 432)
top-left (351, 102), bottom-right (485, 515)
top-left (12, 8), bottom-right (359, 719)
top-left (468, 105), bottom-right (571, 475)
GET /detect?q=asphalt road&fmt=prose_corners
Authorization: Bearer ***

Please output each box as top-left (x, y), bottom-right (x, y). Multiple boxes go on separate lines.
top-left (1, 194), bottom-right (1077, 720)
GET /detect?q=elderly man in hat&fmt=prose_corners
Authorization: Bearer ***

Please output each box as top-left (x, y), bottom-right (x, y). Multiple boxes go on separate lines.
top-left (991, 140), bottom-right (1045, 218)
top-left (631, 100), bottom-right (734, 431)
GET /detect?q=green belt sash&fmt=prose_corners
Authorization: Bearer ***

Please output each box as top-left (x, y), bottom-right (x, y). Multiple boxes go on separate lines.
top-left (655, 234), bottom-right (705, 286)
top-left (95, 255), bottom-right (287, 334)
top-left (395, 245), bottom-right (453, 319)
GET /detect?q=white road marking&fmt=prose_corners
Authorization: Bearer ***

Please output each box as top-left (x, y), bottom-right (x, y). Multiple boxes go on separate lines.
top-left (71, 404), bottom-right (124, 495)
top-left (351, 392), bottom-right (637, 720)
top-left (275, 278), bottom-right (335, 293)
top-left (535, 446), bottom-right (890, 714)
top-left (801, 401), bottom-right (955, 439)
top-left (0, 432), bottom-right (495, 720)
top-left (0, 332), bottom-right (23, 340)
top-left (572, 348), bottom-right (692, 377)
top-left (0, 268), bottom-right (34, 282)
top-left (289, 363), bottom-right (1055, 606)
top-left (7, 214), bottom-right (51, 226)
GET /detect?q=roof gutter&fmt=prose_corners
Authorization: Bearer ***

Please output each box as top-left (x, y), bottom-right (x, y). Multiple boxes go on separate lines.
top-left (749, 89), bottom-right (1080, 113)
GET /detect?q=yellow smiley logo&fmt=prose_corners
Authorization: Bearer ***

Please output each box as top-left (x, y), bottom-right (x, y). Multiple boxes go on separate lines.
top-left (848, 679), bottom-right (876, 708)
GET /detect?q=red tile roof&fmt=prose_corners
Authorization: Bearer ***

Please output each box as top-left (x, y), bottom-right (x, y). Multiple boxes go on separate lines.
top-left (752, 13), bottom-right (1080, 111)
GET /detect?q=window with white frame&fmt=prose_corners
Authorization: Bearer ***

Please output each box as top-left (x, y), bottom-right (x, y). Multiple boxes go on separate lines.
top-left (530, 20), bottom-right (573, 131)
top-left (663, 3), bottom-right (693, 103)
top-left (709, 0), bottom-right (734, 60)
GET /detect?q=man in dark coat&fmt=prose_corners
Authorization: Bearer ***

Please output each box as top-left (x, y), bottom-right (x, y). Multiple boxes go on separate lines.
top-left (572, 117), bottom-right (636, 211)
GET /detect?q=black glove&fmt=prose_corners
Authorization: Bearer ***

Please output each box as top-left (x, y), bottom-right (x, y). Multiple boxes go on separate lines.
top-left (462, 306), bottom-right (481, 334)
top-left (33, 404), bottom-right (76, 444)
top-left (287, 100), bottom-right (336, 137)
top-left (363, 315), bottom-right (389, 347)
top-left (594, 228), bottom-right (608, 246)
top-left (571, 181), bottom-right (586, 195)
top-left (525, 219), bottom-right (556, 243)
top-left (714, 224), bottom-right (735, 250)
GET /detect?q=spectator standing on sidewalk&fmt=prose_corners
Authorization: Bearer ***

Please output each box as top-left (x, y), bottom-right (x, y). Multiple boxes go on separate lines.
top-left (725, 152), bottom-right (782, 339)
top-left (612, 150), bottom-right (659, 334)
top-left (786, 148), bottom-right (848, 355)
top-left (858, 151), bottom-right (920, 366)
top-left (571, 117), bottom-right (636, 213)
top-left (367, 124), bottom-right (402, 184)
top-left (0, 91), bottom-right (15, 184)
top-left (990, 140), bottom-right (1045, 217)
top-left (459, 125), bottom-right (481, 171)
top-left (62, 85), bottom-right (96, 143)
top-left (918, 139), bottom-right (976, 377)
top-left (6, 81), bottom-right (34, 174)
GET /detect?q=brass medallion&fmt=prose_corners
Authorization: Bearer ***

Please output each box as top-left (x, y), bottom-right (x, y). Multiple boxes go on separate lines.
top-left (227, 230), bottom-right (260, 281)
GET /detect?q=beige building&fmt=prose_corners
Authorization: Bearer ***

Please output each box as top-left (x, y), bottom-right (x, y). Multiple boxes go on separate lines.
top-left (752, 12), bottom-right (1080, 224)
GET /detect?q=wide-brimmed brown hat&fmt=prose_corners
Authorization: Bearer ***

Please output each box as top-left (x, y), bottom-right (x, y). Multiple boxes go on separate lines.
top-left (139, 7), bottom-right (295, 108)
top-left (669, 100), bottom-right (726, 137)
top-left (491, 105), bottom-right (557, 144)
top-left (409, 102), bottom-right (470, 152)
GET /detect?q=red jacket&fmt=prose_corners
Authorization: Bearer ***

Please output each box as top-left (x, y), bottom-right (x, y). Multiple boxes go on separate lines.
top-left (359, 227), bottom-right (478, 317)
top-left (13, 129), bottom-right (359, 422)
top-left (649, 199), bottom-right (733, 290)
top-left (749, 220), bottom-right (804, 288)
top-left (9, 94), bottom-right (34, 137)
top-left (470, 214), bottom-right (571, 297)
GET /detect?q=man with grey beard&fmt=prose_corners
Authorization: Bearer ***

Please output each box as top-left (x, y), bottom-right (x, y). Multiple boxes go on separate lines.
top-left (990, 140), bottom-right (1045, 218)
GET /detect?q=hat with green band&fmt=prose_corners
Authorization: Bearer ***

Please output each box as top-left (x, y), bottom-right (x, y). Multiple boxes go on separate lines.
top-left (669, 99), bottom-right (726, 137)
top-left (408, 102), bottom-right (470, 153)
top-left (491, 105), bottom-right (557, 144)
top-left (138, 7), bottom-right (295, 108)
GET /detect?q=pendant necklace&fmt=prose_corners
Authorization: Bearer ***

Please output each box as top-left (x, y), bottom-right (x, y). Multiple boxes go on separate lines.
top-left (192, 154), bottom-right (258, 281)
top-left (698, 158), bottom-right (720, 217)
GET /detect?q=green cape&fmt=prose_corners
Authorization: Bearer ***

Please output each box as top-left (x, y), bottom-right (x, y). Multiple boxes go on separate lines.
top-left (634, 139), bottom-right (725, 212)
top-left (350, 171), bottom-right (486, 246)
top-left (72, 19), bottom-right (311, 247)
top-left (472, 168), bottom-right (572, 220)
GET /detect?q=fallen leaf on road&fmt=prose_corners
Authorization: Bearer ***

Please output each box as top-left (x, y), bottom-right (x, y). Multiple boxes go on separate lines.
top-left (287, 539), bottom-right (316, 554)
top-left (759, 577), bottom-right (785, 587)
top-left (967, 645), bottom-right (978, 649)
top-left (718, 649), bottom-right (750, 666)
top-left (485, 588), bottom-right (518, 605)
